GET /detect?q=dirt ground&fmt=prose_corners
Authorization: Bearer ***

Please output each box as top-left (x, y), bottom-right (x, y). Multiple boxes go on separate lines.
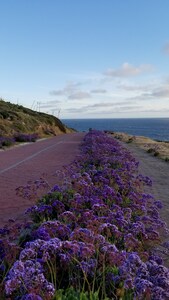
top-left (109, 131), bottom-right (169, 264)
top-left (111, 131), bottom-right (169, 161)
top-left (109, 131), bottom-right (169, 224)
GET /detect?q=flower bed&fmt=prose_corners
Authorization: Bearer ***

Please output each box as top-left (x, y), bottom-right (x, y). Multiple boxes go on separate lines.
top-left (0, 133), bottom-right (38, 149)
top-left (1, 130), bottom-right (169, 299)
top-left (14, 133), bottom-right (38, 143)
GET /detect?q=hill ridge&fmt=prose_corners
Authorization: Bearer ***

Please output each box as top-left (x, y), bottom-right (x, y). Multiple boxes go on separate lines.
top-left (0, 99), bottom-right (73, 137)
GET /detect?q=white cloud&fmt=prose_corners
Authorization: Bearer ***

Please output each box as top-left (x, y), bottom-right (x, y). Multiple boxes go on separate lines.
top-left (49, 81), bottom-right (80, 96)
top-left (68, 91), bottom-right (91, 100)
top-left (65, 101), bottom-right (140, 114)
top-left (163, 42), bottom-right (169, 55)
top-left (152, 86), bottom-right (169, 98)
top-left (90, 89), bottom-right (107, 94)
top-left (49, 81), bottom-right (91, 100)
top-left (50, 90), bottom-right (65, 96)
top-left (44, 68), bottom-right (169, 118)
top-left (138, 107), bottom-right (169, 114)
top-left (84, 101), bottom-right (133, 109)
top-left (104, 63), bottom-right (153, 77)
top-left (117, 83), bottom-right (155, 92)
top-left (128, 85), bottom-right (169, 101)
top-left (65, 104), bottom-right (142, 114)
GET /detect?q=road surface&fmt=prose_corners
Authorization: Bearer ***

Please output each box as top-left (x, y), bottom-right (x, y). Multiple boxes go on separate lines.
top-left (0, 133), bottom-right (84, 226)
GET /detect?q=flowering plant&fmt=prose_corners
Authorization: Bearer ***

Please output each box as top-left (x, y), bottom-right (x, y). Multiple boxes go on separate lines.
top-left (1, 130), bottom-right (169, 299)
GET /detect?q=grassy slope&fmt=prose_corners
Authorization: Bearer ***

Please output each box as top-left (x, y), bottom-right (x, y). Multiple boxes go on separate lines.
top-left (0, 99), bottom-right (74, 137)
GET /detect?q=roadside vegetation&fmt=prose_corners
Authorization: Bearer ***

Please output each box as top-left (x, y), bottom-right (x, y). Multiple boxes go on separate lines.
top-left (0, 133), bottom-right (39, 149)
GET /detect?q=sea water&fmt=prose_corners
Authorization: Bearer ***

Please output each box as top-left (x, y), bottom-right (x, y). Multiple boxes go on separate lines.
top-left (62, 118), bottom-right (169, 141)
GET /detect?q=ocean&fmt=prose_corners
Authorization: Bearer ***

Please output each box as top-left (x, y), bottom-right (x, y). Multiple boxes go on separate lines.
top-left (62, 118), bottom-right (169, 141)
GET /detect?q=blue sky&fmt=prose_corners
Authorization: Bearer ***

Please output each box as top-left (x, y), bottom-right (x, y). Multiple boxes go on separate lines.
top-left (0, 0), bottom-right (169, 118)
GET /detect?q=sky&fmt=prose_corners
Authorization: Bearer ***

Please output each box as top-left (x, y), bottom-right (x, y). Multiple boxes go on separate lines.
top-left (0, 0), bottom-right (169, 119)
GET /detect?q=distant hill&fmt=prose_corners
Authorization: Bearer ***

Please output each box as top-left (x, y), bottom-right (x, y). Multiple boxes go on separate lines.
top-left (0, 99), bottom-right (74, 137)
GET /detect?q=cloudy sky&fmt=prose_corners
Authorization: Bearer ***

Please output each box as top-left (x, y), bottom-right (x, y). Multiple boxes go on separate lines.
top-left (1, 0), bottom-right (169, 119)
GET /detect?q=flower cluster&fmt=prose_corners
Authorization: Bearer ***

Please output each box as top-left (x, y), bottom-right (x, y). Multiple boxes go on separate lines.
top-left (0, 133), bottom-right (38, 149)
top-left (2, 130), bottom-right (169, 299)
top-left (14, 133), bottom-right (38, 143)
top-left (5, 259), bottom-right (55, 299)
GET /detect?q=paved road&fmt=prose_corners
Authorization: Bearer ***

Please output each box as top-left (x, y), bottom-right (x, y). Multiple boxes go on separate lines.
top-left (0, 133), bottom-right (84, 226)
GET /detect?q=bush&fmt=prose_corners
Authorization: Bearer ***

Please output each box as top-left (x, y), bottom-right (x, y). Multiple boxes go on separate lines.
top-left (147, 148), bottom-right (154, 153)
top-left (0, 137), bottom-right (14, 147)
top-left (127, 138), bottom-right (133, 143)
top-left (0, 133), bottom-right (38, 149)
top-left (0, 111), bottom-right (9, 119)
top-left (14, 133), bottom-right (38, 143)
top-left (2, 139), bottom-right (13, 147)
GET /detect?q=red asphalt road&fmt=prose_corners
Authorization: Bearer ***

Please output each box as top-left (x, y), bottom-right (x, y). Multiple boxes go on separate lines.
top-left (0, 133), bottom-right (85, 226)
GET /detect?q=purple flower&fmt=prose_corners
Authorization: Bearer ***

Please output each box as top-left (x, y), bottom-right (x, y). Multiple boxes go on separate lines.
top-left (135, 278), bottom-right (153, 294)
top-left (4, 130), bottom-right (169, 299)
top-left (22, 294), bottom-right (43, 300)
top-left (5, 259), bottom-right (55, 298)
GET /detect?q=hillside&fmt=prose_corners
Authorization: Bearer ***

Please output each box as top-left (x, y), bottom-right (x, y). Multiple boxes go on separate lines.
top-left (0, 99), bottom-right (74, 137)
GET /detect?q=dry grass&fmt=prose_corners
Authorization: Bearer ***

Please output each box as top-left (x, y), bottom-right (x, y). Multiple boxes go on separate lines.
top-left (110, 131), bottom-right (169, 161)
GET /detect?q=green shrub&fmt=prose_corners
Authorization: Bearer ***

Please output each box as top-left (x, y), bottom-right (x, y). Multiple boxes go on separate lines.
top-left (147, 148), bottom-right (154, 153)
top-left (1, 138), bottom-right (13, 147)
top-left (54, 287), bottom-right (102, 300)
top-left (126, 136), bottom-right (136, 144)
top-left (126, 138), bottom-right (133, 143)
top-left (0, 111), bottom-right (10, 119)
